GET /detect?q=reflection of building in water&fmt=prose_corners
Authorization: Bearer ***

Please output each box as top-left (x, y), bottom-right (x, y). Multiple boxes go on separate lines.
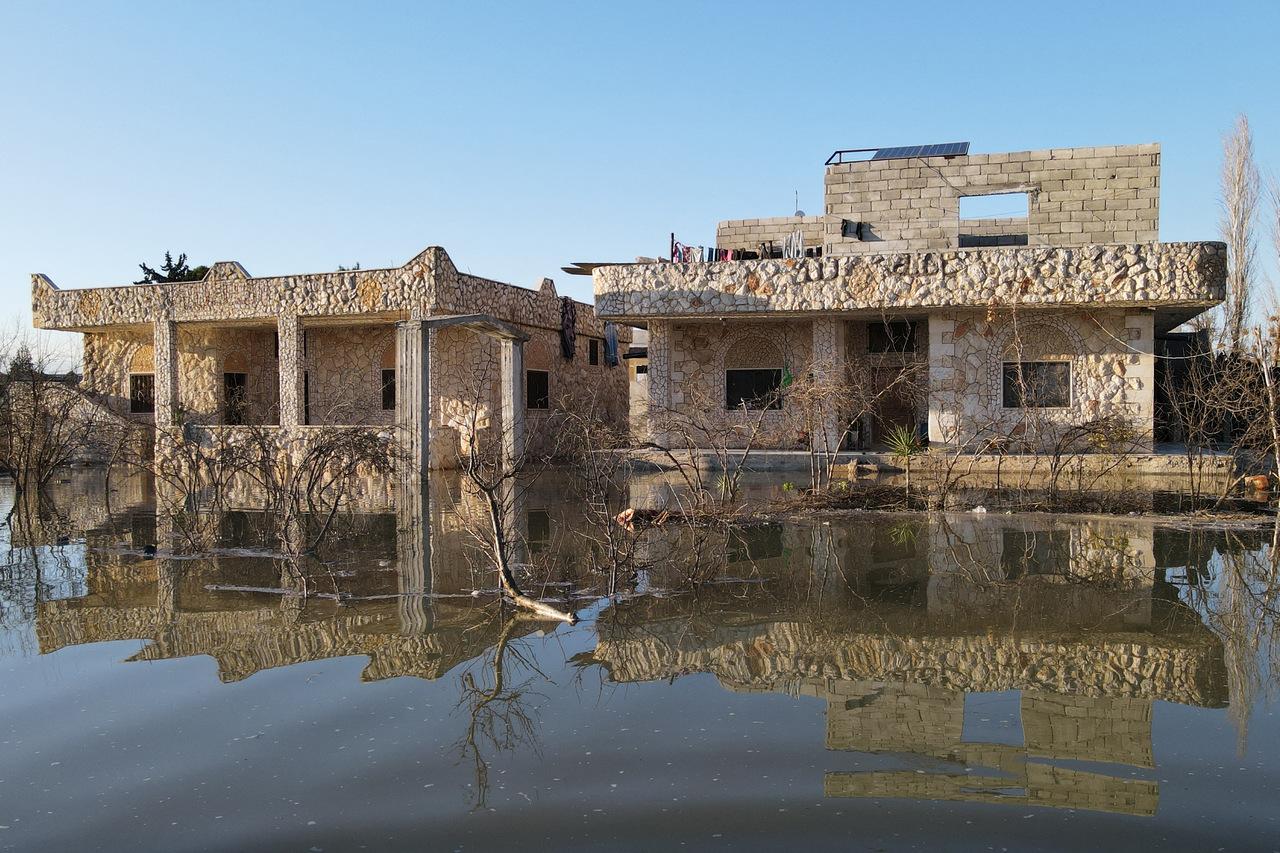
top-left (31, 470), bottom-right (596, 682)
top-left (585, 511), bottom-right (1229, 817)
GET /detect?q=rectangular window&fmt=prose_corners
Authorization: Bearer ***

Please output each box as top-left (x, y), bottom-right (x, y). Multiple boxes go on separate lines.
top-left (381, 368), bottom-right (396, 411)
top-left (868, 320), bottom-right (917, 353)
top-left (129, 374), bottom-right (155, 414)
top-left (527, 509), bottom-right (551, 555)
top-left (589, 338), bottom-right (600, 366)
top-left (223, 372), bottom-right (247, 425)
top-left (526, 370), bottom-right (550, 410)
top-left (303, 372), bottom-right (311, 425)
top-left (1003, 361), bottom-right (1070, 408)
top-left (726, 368), bottom-right (782, 410)
top-left (959, 192), bottom-right (1030, 248)
top-left (635, 364), bottom-right (648, 375)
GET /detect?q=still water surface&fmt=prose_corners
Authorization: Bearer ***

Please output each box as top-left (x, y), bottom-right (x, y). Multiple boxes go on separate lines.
top-left (0, 473), bottom-right (1277, 851)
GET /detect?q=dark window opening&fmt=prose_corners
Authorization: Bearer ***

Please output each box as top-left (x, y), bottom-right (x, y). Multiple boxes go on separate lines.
top-left (527, 370), bottom-right (550, 410)
top-left (727, 524), bottom-right (785, 563)
top-left (868, 320), bottom-right (917, 353)
top-left (589, 338), bottom-right (600, 366)
top-left (635, 364), bottom-right (648, 375)
top-left (129, 374), bottom-right (155, 414)
top-left (1003, 361), bottom-right (1070, 408)
top-left (527, 509), bottom-right (551, 555)
top-left (303, 372), bottom-right (311, 425)
top-left (273, 331), bottom-right (279, 358)
top-left (381, 368), bottom-right (396, 411)
top-left (726, 368), bottom-right (782, 410)
top-left (1001, 529), bottom-right (1070, 580)
top-left (223, 372), bottom-right (247, 425)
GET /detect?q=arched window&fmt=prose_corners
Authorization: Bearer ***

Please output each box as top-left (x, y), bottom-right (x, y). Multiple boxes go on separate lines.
top-left (724, 335), bottom-right (784, 410)
top-left (1000, 325), bottom-right (1075, 409)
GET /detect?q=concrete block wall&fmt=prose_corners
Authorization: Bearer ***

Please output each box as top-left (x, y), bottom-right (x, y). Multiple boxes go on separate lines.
top-left (715, 216), bottom-right (826, 253)
top-left (823, 143), bottom-right (1160, 255)
top-left (958, 217), bottom-right (1030, 247)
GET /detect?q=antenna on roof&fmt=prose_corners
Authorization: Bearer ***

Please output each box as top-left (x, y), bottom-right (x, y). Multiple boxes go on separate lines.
top-left (793, 190), bottom-right (804, 218)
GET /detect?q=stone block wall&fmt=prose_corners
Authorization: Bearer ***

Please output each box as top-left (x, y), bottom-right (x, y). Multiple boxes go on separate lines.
top-left (654, 319), bottom-right (814, 449)
top-left (715, 216), bottom-right (826, 253)
top-left (823, 143), bottom-right (1160, 255)
top-left (958, 217), bottom-right (1029, 247)
top-left (306, 324), bottom-right (396, 427)
top-left (927, 308), bottom-right (1155, 451)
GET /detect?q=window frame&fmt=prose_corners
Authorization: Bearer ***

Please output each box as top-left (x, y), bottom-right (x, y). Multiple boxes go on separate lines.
top-left (1002, 360), bottom-right (1071, 409)
top-left (526, 369), bottom-right (550, 410)
top-left (725, 367), bottom-right (783, 411)
top-left (128, 373), bottom-right (155, 414)
top-left (588, 338), bottom-right (600, 366)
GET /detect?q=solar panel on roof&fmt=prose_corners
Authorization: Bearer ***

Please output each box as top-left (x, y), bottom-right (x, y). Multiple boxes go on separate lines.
top-left (871, 141), bottom-right (970, 161)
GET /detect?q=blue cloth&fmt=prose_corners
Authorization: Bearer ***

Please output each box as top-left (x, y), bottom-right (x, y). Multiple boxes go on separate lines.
top-left (603, 323), bottom-right (619, 367)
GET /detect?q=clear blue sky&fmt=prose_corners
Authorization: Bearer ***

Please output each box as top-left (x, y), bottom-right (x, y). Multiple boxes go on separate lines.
top-left (3, 0), bottom-right (1277, 357)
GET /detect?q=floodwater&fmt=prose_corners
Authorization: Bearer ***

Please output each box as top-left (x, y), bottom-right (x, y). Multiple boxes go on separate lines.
top-left (1, 472), bottom-right (1277, 852)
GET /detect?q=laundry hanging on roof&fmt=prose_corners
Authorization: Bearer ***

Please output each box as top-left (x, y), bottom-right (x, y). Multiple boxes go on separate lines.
top-left (559, 296), bottom-right (577, 359)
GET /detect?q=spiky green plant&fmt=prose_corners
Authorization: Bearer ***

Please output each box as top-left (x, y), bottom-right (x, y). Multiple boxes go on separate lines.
top-left (885, 423), bottom-right (923, 494)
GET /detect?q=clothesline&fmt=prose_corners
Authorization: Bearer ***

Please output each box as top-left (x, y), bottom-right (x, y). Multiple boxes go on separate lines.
top-left (669, 232), bottom-right (822, 263)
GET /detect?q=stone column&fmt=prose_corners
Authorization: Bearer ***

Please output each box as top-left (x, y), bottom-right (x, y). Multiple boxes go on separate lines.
top-left (396, 476), bottom-right (432, 634)
top-left (927, 315), bottom-right (956, 445)
top-left (395, 320), bottom-right (431, 479)
top-left (646, 320), bottom-right (672, 446)
top-left (811, 317), bottom-right (846, 451)
top-left (500, 337), bottom-right (525, 469)
top-left (1125, 312), bottom-right (1156, 452)
top-left (277, 314), bottom-right (305, 427)
top-left (153, 318), bottom-right (178, 430)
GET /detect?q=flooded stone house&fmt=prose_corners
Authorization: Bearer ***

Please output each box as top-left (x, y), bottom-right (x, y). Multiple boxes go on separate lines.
top-left (30, 246), bottom-right (630, 469)
top-left (593, 142), bottom-right (1227, 454)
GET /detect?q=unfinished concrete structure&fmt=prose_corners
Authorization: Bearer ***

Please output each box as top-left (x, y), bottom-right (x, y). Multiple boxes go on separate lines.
top-left (30, 247), bottom-right (630, 469)
top-left (596, 143), bottom-right (1225, 453)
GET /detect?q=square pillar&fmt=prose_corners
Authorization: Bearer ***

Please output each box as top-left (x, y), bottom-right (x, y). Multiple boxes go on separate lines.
top-left (277, 314), bottom-right (305, 427)
top-left (395, 320), bottom-right (431, 477)
top-left (927, 315), bottom-right (956, 445)
top-left (1125, 311), bottom-right (1156, 452)
top-left (153, 318), bottom-right (178, 429)
top-left (811, 317), bottom-right (847, 450)
top-left (646, 320), bottom-right (672, 445)
top-left (500, 337), bottom-right (525, 468)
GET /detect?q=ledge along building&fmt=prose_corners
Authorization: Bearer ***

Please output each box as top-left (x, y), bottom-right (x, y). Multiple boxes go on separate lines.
top-left (31, 247), bottom-right (630, 470)
top-left (592, 142), bottom-right (1226, 454)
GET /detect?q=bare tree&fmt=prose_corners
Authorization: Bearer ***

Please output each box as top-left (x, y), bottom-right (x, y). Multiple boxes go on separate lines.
top-left (1221, 113), bottom-right (1260, 352)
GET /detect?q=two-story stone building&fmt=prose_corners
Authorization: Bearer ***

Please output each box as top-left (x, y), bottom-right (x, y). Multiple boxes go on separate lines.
top-left (31, 246), bottom-right (630, 469)
top-left (594, 143), bottom-right (1226, 453)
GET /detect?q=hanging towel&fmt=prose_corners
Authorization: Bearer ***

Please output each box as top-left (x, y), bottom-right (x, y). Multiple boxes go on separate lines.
top-left (603, 323), bottom-right (619, 367)
top-left (559, 296), bottom-right (577, 359)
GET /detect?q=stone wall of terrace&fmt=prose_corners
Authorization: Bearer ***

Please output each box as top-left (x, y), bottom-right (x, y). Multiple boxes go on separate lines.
top-left (32, 246), bottom-right (626, 346)
top-left (592, 242), bottom-right (1226, 320)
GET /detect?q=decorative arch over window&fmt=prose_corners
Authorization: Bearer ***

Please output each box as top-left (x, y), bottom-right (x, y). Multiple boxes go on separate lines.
top-left (990, 319), bottom-right (1084, 410)
top-left (129, 345), bottom-right (155, 373)
top-left (722, 333), bottom-right (785, 410)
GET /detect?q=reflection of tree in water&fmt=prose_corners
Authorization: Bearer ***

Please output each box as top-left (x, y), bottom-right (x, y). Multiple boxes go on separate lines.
top-left (1172, 523), bottom-right (1280, 753)
top-left (454, 615), bottom-right (549, 810)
